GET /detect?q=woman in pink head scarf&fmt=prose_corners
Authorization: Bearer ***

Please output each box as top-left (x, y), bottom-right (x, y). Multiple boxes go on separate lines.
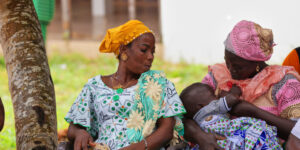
top-left (203, 20), bottom-right (300, 119)
top-left (184, 20), bottom-right (300, 150)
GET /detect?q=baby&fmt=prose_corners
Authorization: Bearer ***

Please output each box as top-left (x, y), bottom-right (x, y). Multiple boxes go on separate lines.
top-left (180, 83), bottom-right (282, 150)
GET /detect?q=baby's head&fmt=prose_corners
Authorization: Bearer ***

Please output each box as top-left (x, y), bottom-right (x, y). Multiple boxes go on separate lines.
top-left (180, 83), bottom-right (216, 118)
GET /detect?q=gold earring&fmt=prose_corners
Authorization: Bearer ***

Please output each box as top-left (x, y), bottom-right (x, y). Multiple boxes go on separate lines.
top-left (121, 53), bottom-right (128, 61)
top-left (256, 65), bottom-right (260, 72)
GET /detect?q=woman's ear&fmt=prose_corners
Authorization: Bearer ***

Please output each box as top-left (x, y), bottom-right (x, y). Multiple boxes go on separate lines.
top-left (119, 44), bottom-right (129, 61)
top-left (120, 44), bottom-right (130, 54)
top-left (119, 44), bottom-right (127, 54)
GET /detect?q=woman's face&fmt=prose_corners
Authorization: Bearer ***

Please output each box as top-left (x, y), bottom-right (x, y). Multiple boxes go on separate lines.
top-left (123, 33), bottom-right (155, 74)
top-left (224, 50), bottom-right (258, 80)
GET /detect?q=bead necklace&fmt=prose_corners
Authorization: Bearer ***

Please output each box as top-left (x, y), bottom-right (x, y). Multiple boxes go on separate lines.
top-left (111, 73), bottom-right (137, 90)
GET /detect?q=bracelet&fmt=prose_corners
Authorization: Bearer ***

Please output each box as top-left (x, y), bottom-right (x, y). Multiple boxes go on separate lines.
top-left (223, 96), bottom-right (231, 111)
top-left (143, 138), bottom-right (148, 150)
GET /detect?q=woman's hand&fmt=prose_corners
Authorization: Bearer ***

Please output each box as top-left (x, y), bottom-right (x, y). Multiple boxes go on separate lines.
top-left (197, 133), bottom-right (223, 150)
top-left (121, 117), bottom-right (175, 150)
top-left (183, 119), bottom-right (222, 150)
top-left (73, 129), bottom-right (96, 150)
top-left (67, 122), bottom-right (96, 150)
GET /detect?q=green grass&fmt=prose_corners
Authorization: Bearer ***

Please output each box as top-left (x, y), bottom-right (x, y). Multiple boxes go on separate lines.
top-left (0, 53), bottom-right (208, 149)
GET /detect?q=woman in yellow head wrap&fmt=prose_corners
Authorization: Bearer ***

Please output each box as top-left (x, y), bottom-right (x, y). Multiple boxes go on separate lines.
top-left (65, 20), bottom-right (186, 150)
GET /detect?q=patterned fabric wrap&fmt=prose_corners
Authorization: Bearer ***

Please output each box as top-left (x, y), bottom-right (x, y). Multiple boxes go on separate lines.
top-left (224, 20), bottom-right (274, 61)
top-left (99, 20), bottom-right (153, 56)
top-left (192, 115), bottom-right (282, 150)
top-left (126, 70), bottom-right (185, 144)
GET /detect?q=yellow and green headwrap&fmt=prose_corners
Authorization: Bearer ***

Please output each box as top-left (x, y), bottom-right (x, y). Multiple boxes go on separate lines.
top-left (99, 20), bottom-right (153, 56)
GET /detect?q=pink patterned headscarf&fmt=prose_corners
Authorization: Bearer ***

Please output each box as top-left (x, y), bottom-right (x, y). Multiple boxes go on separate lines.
top-left (224, 20), bottom-right (275, 61)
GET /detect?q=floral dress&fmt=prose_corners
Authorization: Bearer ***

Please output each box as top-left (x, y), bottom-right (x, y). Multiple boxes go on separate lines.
top-left (65, 70), bottom-right (186, 150)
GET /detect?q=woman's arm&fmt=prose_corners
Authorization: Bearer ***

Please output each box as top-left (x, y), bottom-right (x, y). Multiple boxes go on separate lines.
top-left (121, 117), bottom-right (175, 150)
top-left (286, 120), bottom-right (300, 149)
top-left (230, 101), bottom-right (296, 140)
top-left (286, 134), bottom-right (300, 150)
top-left (67, 122), bottom-right (96, 150)
top-left (183, 119), bottom-right (222, 150)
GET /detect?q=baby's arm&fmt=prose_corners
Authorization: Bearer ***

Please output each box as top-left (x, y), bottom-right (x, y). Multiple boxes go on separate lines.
top-left (224, 85), bottom-right (241, 108)
top-left (193, 97), bottom-right (230, 123)
top-left (224, 94), bottom-right (240, 108)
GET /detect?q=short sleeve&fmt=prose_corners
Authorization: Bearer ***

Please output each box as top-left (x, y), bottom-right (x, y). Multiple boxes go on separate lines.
top-left (272, 74), bottom-right (300, 119)
top-left (201, 72), bottom-right (217, 91)
top-left (158, 80), bottom-right (186, 118)
top-left (65, 83), bottom-right (98, 137)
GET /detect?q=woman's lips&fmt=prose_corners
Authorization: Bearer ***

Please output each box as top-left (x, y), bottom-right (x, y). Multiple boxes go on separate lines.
top-left (145, 64), bottom-right (151, 69)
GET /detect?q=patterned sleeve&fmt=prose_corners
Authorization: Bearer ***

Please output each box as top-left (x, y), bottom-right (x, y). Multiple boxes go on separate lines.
top-left (201, 72), bottom-right (217, 91)
top-left (158, 80), bottom-right (186, 118)
top-left (272, 74), bottom-right (300, 119)
top-left (64, 83), bottom-right (98, 138)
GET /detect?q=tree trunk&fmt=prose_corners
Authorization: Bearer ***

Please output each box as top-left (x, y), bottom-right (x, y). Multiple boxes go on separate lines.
top-left (0, 0), bottom-right (57, 149)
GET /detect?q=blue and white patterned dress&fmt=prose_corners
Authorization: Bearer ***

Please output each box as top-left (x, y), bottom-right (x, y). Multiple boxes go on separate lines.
top-left (191, 98), bottom-right (282, 150)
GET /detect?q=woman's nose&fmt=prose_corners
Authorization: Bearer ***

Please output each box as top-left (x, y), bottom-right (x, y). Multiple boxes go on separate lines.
top-left (147, 52), bottom-right (154, 60)
top-left (228, 65), bottom-right (236, 73)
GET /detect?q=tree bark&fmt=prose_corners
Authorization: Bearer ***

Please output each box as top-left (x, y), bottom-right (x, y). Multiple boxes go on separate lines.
top-left (0, 0), bottom-right (57, 149)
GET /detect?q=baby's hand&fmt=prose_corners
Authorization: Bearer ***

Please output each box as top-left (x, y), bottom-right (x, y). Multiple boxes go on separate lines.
top-left (229, 84), bottom-right (242, 97)
top-left (225, 94), bottom-right (240, 108)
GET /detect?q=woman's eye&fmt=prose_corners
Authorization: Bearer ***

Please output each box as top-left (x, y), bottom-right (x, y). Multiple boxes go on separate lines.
top-left (141, 49), bottom-right (147, 53)
top-left (232, 65), bottom-right (241, 70)
top-left (233, 66), bottom-right (239, 70)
